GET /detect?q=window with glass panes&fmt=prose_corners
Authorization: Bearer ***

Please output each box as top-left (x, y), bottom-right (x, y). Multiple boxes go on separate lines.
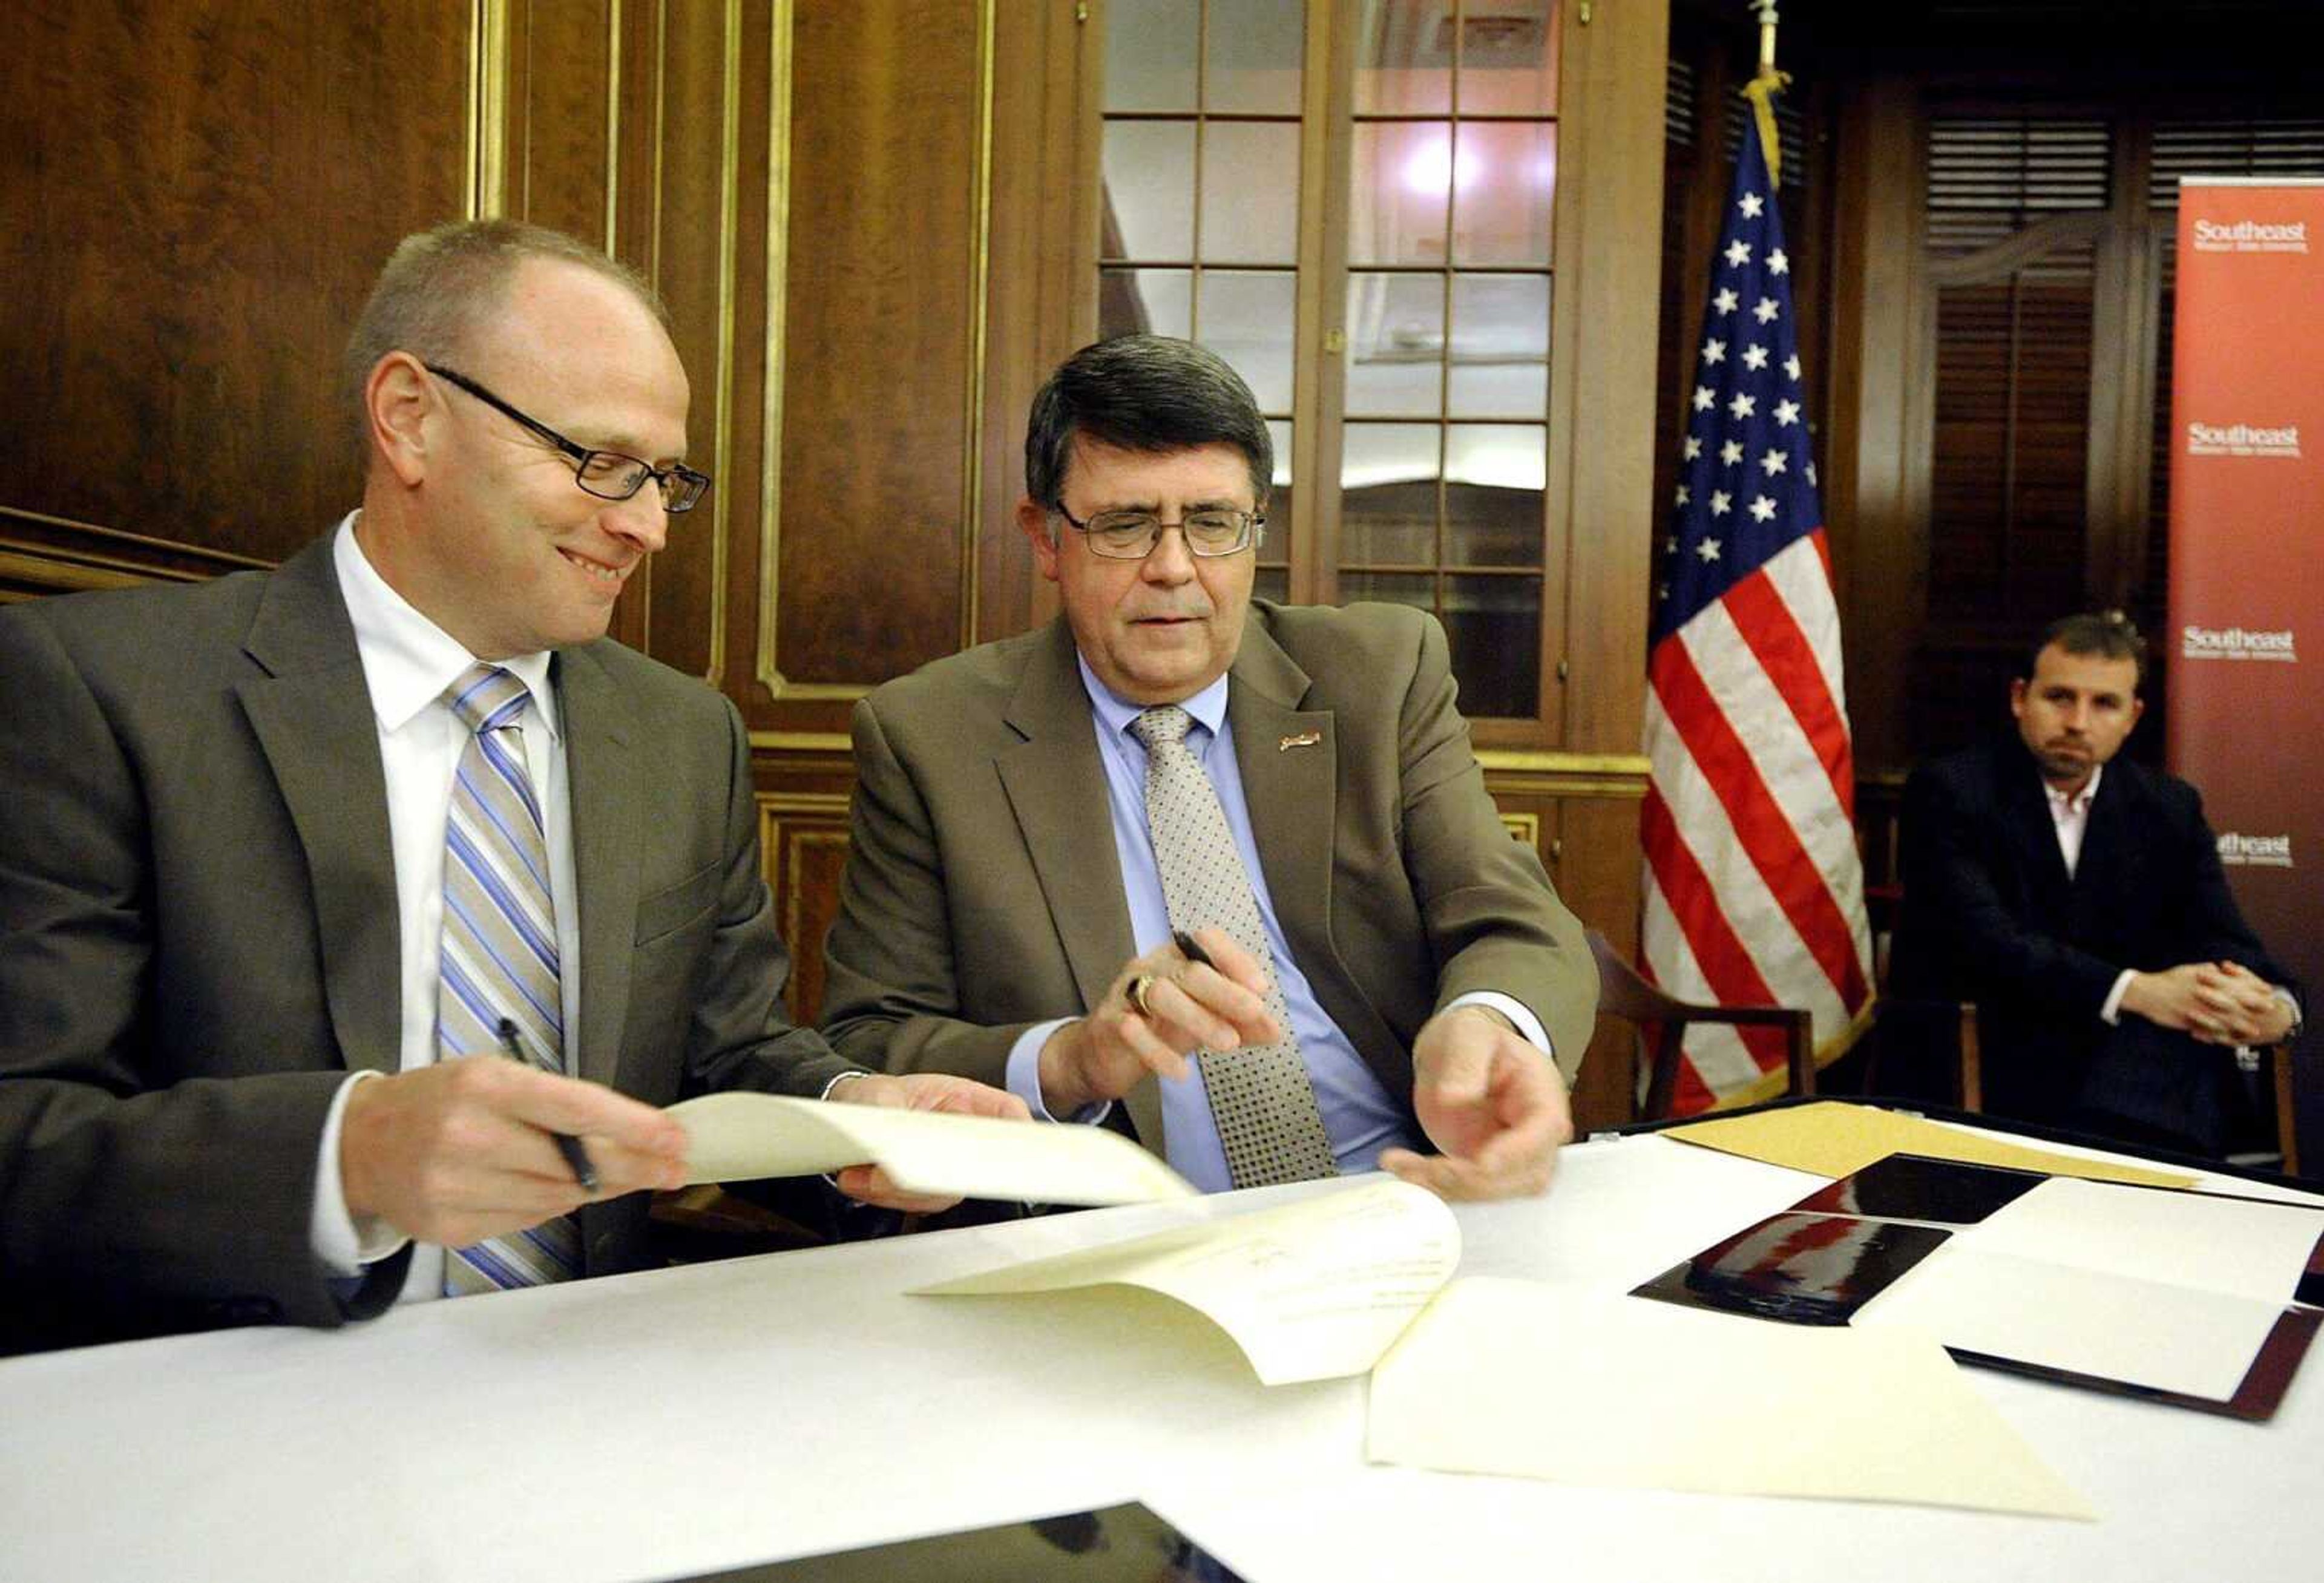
top-left (1100, 0), bottom-right (1305, 603)
top-left (1095, 0), bottom-right (1562, 727)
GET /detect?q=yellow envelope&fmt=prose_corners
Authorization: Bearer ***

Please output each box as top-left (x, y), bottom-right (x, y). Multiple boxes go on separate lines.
top-left (1665, 1101), bottom-right (2193, 1188)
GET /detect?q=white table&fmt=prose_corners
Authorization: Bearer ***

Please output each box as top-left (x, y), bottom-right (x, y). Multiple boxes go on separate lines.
top-left (2, 1128), bottom-right (2318, 1582)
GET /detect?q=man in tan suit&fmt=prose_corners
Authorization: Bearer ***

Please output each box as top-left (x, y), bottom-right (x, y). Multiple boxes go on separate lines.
top-left (822, 336), bottom-right (1596, 1199)
top-left (0, 220), bottom-right (1020, 1353)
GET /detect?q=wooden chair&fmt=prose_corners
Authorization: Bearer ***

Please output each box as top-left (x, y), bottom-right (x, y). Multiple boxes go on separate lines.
top-left (1586, 929), bottom-right (1814, 1121)
top-left (2267, 1043), bottom-right (2303, 1176)
top-left (1867, 885), bottom-right (2299, 1174)
top-left (1857, 881), bottom-right (1984, 1111)
top-left (1928, 1020), bottom-right (2294, 1175)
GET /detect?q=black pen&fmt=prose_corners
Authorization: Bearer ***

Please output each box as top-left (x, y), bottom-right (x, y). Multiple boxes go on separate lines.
top-left (496, 1016), bottom-right (599, 1193)
top-left (1171, 928), bottom-right (1215, 969)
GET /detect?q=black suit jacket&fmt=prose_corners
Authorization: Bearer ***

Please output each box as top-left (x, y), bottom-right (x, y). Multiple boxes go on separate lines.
top-left (0, 536), bottom-right (852, 1352)
top-left (1892, 734), bottom-right (2291, 1144)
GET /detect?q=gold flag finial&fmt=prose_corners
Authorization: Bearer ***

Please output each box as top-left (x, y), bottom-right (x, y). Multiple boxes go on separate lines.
top-left (1742, 2), bottom-right (1789, 185)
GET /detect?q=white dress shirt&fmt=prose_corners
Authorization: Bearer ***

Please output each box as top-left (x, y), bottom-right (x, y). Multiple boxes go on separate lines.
top-left (307, 516), bottom-right (583, 1303)
top-left (2039, 766), bottom-right (2139, 1024)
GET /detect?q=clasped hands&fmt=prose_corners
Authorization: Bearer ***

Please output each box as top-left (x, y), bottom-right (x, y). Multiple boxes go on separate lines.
top-left (1038, 928), bottom-right (1570, 1201)
top-left (339, 1057), bottom-right (1029, 1250)
top-left (2122, 959), bottom-right (2297, 1046)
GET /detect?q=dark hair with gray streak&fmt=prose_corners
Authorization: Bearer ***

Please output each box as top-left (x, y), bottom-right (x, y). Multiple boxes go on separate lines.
top-left (342, 218), bottom-right (668, 447)
top-left (1023, 335), bottom-right (1273, 516)
top-left (2026, 609), bottom-right (2148, 690)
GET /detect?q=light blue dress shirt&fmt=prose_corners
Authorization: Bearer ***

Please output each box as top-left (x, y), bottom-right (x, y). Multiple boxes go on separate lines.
top-left (1002, 659), bottom-right (1549, 1191)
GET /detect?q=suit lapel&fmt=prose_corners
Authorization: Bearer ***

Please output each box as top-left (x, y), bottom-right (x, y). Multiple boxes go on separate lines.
top-left (235, 539), bottom-right (401, 1077)
top-left (2067, 764), bottom-right (2133, 939)
top-left (1998, 748), bottom-right (2073, 920)
top-left (1227, 622), bottom-right (1336, 975)
top-left (994, 621), bottom-right (1155, 1145)
top-left (556, 645), bottom-right (640, 1089)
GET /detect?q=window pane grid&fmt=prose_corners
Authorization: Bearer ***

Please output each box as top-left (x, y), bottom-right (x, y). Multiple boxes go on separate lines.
top-left (1338, 4), bottom-right (1557, 718)
top-left (1097, 2), bottom-right (1563, 725)
top-left (1100, 1), bottom-right (1305, 460)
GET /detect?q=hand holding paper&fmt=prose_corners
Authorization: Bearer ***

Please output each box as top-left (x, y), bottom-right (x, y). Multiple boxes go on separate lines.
top-left (822, 1072), bottom-right (1031, 1212)
top-left (666, 1089), bottom-right (1195, 1207)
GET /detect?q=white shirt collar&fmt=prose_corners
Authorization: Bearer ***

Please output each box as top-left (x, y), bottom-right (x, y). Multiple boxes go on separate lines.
top-left (332, 513), bottom-right (560, 739)
top-left (2043, 761), bottom-right (2102, 819)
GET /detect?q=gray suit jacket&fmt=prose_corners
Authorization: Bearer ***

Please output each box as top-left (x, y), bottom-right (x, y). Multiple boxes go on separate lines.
top-left (0, 536), bottom-right (852, 1352)
top-left (820, 601), bottom-right (1597, 1156)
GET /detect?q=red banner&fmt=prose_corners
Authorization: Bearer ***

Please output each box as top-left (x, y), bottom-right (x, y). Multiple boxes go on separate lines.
top-left (2166, 177), bottom-right (2323, 1170)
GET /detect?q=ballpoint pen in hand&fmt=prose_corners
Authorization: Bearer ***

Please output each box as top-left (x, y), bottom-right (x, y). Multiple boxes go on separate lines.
top-left (1170, 928), bottom-right (1215, 969)
top-left (496, 1016), bottom-right (600, 1193)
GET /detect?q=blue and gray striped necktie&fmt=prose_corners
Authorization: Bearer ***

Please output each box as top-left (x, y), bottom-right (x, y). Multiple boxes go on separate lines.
top-left (437, 664), bottom-right (582, 1294)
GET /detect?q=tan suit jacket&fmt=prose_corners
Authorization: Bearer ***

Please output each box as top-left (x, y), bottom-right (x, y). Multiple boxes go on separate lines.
top-left (820, 601), bottom-right (1595, 1156)
top-left (0, 536), bottom-right (852, 1352)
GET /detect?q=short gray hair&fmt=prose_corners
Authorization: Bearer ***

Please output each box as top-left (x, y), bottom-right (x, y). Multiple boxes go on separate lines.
top-left (342, 218), bottom-right (668, 445)
top-left (1023, 335), bottom-right (1272, 514)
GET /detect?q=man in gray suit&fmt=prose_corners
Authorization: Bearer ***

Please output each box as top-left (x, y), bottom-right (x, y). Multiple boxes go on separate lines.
top-left (822, 336), bottom-right (1597, 1200)
top-left (0, 220), bottom-right (1021, 1353)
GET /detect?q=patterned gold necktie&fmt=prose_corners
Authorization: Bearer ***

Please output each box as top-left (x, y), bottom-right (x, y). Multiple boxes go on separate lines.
top-left (1130, 705), bottom-right (1338, 1188)
top-left (437, 664), bottom-right (582, 1294)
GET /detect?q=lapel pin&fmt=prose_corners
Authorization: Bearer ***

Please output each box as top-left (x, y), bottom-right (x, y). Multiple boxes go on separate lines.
top-left (1278, 730), bottom-right (1324, 752)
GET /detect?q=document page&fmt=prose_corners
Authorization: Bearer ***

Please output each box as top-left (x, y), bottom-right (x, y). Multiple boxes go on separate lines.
top-left (914, 1179), bottom-right (1460, 1385)
top-left (1368, 1277), bottom-right (2092, 1518)
top-left (1963, 1176), bottom-right (2324, 1305)
top-left (1854, 1248), bottom-right (2283, 1402)
top-left (1667, 1101), bottom-right (2194, 1187)
top-left (666, 1092), bottom-right (1196, 1206)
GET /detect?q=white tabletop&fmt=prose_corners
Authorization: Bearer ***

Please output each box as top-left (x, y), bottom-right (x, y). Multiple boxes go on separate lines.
top-left (1, 1129), bottom-right (2317, 1582)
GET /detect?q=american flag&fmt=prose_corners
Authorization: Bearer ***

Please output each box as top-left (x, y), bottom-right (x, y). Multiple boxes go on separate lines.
top-left (1640, 119), bottom-right (1871, 1115)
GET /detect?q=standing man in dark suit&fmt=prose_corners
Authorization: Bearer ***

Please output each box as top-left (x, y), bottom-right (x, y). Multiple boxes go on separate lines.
top-left (820, 336), bottom-right (1597, 1201)
top-left (1894, 611), bottom-right (2300, 1155)
top-left (0, 220), bottom-right (1022, 1354)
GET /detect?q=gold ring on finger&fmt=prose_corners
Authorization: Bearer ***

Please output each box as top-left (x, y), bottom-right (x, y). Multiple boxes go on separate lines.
top-left (1125, 973), bottom-right (1158, 1019)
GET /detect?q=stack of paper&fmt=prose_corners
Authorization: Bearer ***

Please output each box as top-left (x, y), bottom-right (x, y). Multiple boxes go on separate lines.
top-left (1854, 1175), bottom-right (2324, 1406)
top-left (1368, 1277), bottom-right (2093, 1519)
top-left (915, 1179), bottom-right (1459, 1385)
top-left (916, 1178), bottom-right (2093, 1516)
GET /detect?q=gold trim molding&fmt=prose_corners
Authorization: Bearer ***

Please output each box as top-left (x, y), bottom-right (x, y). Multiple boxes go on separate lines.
top-left (605, 0), bottom-right (624, 252)
top-left (1475, 750), bottom-right (1650, 775)
top-left (0, 506), bottom-right (270, 595)
top-left (750, 729), bottom-right (852, 755)
top-left (467, 0), bottom-right (510, 220)
top-left (756, 0), bottom-right (795, 698)
top-left (753, 733), bottom-right (1652, 799)
top-left (749, 738), bottom-right (1656, 768)
top-left (958, 0), bottom-right (996, 649)
top-left (755, 791), bottom-right (852, 957)
top-left (702, 0), bottom-right (743, 690)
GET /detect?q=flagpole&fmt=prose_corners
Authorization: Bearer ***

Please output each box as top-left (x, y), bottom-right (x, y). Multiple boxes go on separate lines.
top-left (1643, 0), bottom-right (1873, 1112)
top-left (1744, 1), bottom-right (1788, 185)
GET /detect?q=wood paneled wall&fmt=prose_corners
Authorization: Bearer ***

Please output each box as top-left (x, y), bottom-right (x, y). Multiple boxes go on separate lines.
top-left (4, 1), bottom-right (1670, 1133)
top-left (0, 1), bottom-right (468, 575)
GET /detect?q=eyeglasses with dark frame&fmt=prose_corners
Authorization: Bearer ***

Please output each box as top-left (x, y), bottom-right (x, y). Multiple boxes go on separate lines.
top-left (1052, 503), bottom-right (1264, 560)
top-left (423, 362), bottom-right (712, 514)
